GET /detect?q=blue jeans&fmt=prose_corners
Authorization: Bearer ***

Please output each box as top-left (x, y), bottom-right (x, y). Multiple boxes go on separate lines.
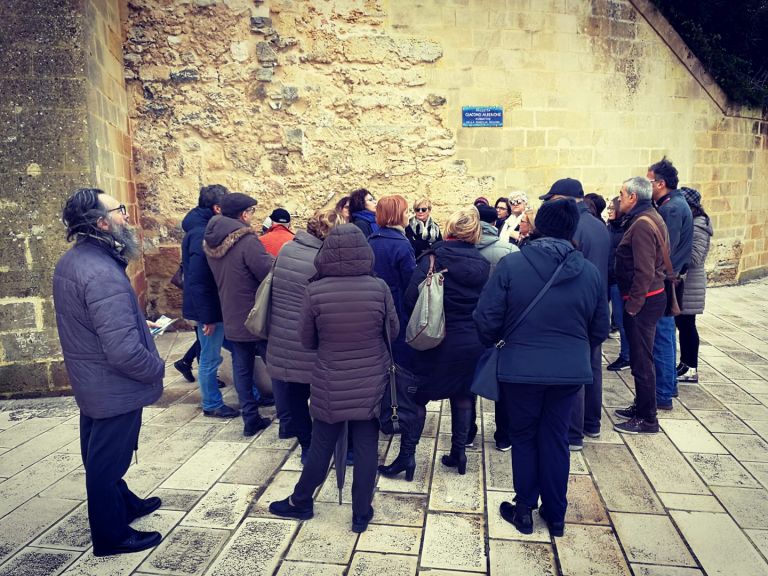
top-left (653, 316), bottom-right (677, 405)
top-left (196, 323), bottom-right (225, 411)
top-left (609, 284), bottom-right (629, 362)
top-left (230, 341), bottom-right (264, 428)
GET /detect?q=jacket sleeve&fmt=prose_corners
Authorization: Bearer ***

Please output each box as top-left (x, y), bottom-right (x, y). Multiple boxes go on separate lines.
top-left (404, 258), bottom-right (429, 316)
top-left (244, 237), bottom-right (275, 283)
top-left (473, 257), bottom-right (510, 346)
top-left (185, 232), bottom-right (221, 324)
top-left (398, 245), bottom-right (418, 295)
top-left (625, 222), bottom-right (659, 316)
top-left (85, 274), bottom-right (164, 383)
top-left (383, 284), bottom-right (400, 342)
top-left (298, 289), bottom-right (318, 350)
top-left (588, 272), bottom-right (610, 347)
top-left (689, 222), bottom-right (711, 268)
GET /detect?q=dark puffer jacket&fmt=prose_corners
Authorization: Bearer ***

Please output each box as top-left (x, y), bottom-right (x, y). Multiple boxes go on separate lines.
top-left (181, 207), bottom-right (222, 324)
top-left (204, 215), bottom-right (274, 342)
top-left (405, 240), bottom-right (491, 400)
top-left (53, 238), bottom-right (164, 419)
top-left (266, 230), bottom-right (323, 383)
top-left (656, 190), bottom-right (693, 274)
top-left (299, 224), bottom-right (399, 424)
top-left (573, 202), bottom-right (611, 290)
top-left (474, 238), bottom-right (609, 386)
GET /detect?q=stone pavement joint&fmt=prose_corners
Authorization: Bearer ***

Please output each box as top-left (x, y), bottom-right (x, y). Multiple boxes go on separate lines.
top-left (0, 279), bottom-right (767, 574)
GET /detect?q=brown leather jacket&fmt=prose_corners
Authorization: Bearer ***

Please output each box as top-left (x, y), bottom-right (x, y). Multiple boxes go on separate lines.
top-left (614, 203), bottom-right (668, 316)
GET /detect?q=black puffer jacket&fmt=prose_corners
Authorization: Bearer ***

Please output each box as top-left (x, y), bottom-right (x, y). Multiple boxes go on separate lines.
top-left (266, 230), bottom-right (323, 383)
top-left (53, 238), bottom-right (164, 419)
top-left (404, 240), bottom-right (491, 400)
top-left (181, 207), bottom-right (222, 324)
top-left (299, 224), bottom-right (399, 424)
top-left (204, 215), bottom-right (274, 342)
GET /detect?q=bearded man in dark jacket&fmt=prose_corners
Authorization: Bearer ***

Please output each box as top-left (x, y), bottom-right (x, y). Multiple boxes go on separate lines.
top-left (204, 193), bottom-right (275, 436)
top-left (53, 189), bottom-right (164, 557)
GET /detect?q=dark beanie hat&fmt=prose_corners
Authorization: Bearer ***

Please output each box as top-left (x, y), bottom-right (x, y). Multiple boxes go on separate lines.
top-left (220, 193), bottom-right (257, 218)
top-left (269, 208), bottom-right (291, 224)
top-left (477, 204), bottom-right (498, 224)
top-left (535, 198), bottom-right (580, 241)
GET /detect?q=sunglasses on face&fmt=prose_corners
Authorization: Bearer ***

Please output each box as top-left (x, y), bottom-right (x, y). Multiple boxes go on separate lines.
top-left (511, 200), bottom-right (524, 205)
top-left (415, 207), bottom-right (430, 213)
top-left (108, 204), bottom-right (127, 216)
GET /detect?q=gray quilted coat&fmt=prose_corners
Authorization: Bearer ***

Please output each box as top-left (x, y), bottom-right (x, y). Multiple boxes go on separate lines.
top-left (299, 224), bottom-right (399, 424)
top-left (477, 221), bottom-right (518, 277)
top-left (680, 215), bottom-right (713, 315)
top-left (53, 238), bottom-right (164, 419)
top-left (265, 230), bottom-right (323, 383)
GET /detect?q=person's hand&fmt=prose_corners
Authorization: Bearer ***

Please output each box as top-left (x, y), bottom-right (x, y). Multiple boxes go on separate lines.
top-left (146, 320), bottom-right (161, 329)
top-left (203, 323), bottom-right (216, 337)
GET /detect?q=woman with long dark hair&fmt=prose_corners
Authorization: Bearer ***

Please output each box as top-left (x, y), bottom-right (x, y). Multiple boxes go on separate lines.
top-left (348, 188), bottom-right (378, 237)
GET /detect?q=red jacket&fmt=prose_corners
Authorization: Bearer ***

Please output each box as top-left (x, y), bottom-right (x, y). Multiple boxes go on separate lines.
top-left (259, 224), bottom-right (295, 256)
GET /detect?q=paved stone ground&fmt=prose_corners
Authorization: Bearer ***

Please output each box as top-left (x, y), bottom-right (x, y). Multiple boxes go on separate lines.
top-left (1, 279), bottom-right (768, 576)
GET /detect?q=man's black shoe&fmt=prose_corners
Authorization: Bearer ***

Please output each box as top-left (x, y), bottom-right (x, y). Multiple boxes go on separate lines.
top-left (203, 405), bottom-right (240, 419)
top-left (495, 440), bottom-right (512, 452)
top-left (614, 417), bottom-right (659, 435)
top-left (255, 396), bottom-right (275, 407)
top-left (93, 529), bottom-right (162, 557)
top-left (174, 360), bottom-right (195, 383)
top-left (607, 358), bottom-right (631, 372)
top-left (614, 404), bottom-right (637, 420)
top-left (499, 501), bottom-right (533, 535)
top-left (244, 417), bottom-right (271, 437)
top-left (539, 507), bottom-right (565, 537)
top-left (352, 507), bottom-right (375, 533)
top-left (269, 497), bottom-right (314, 520)
top-left (127, 496), bottom-right (162, 523)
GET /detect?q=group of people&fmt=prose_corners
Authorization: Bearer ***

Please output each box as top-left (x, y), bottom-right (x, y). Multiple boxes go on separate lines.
top-left (51, 155), bottom-right (712, 555)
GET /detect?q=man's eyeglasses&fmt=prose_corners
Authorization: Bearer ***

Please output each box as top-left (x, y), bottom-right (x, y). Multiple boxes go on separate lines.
top-left (108, 204), bottom-right (127, 216)
top-left (245, 206), bottom-right (257, 215)
top-left (415, 207), bottom-right (430, 213)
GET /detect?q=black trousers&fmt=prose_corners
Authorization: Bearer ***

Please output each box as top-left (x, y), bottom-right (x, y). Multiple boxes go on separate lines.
top-left (286, 382), bottom-right (312, 449)
top-left (675, 314), bottom-right (699, 368)
top-left (624, 292), bottom-right (666, 423)
top-left (505, 383), bottom-right (580, 524)
top-left (80, 408), bottom-right (144, 549)
top-left (569, 344), bottom-right (603, 443)
top-left (292, 418), bottom-right (379, 516)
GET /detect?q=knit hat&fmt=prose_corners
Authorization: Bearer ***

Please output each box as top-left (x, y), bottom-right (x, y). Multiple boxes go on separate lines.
top-left (220, 193), bottom-right (257, 218)
top-left (680, 187), bottom-right (701, 209)
top-left (539, 178), bottom-right (584, 201)
top-left (473, 196), bottom-right (489, 206)
top-left (534, 198), bottom-right (580, 241)
top-left (269, 208), bottom-right (291, 224)
top-left (477, 204), bottom-right (498, 224)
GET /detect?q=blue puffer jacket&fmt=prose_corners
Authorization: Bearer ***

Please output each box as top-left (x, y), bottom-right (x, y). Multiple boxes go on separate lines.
top-left (657, 190), bottom-right (693, 274)
top-left (181, 207), bottom-right (223, 324)
top-left (474, 238), bottom-right (609, 387)
top-left (53, 238), bottom-right (164, 418)
top-left (369, 227), bottom-right (417, 368)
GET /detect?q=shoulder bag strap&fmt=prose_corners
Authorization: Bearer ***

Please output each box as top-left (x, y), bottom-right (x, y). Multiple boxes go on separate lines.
top-left (382, 293), bottom-right (399, 429)
top-left (637, 215), bottom-right (674, 278)
top-left (506, 257), bottom-right (568, 337)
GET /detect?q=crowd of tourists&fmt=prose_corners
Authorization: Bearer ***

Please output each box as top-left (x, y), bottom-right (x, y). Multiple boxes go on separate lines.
top-left (52, 155), bottom-right (712, 555)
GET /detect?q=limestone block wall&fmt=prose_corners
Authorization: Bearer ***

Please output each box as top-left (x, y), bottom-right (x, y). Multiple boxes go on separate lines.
top-left (0, 0), bottom-right (139, 397)
top-left (123, 0), bottom-right (767, 318)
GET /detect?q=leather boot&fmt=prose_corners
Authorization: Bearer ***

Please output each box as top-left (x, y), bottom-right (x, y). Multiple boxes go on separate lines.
top-left (441, 404), bottom-right (470, 475)
top-left (378, 406), bottom-right (426, 481)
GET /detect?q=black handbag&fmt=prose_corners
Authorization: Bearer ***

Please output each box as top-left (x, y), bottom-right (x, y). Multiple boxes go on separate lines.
top-left (471, 257), bottom-right (567, 401)
top-left (170, 264), bottom-right (184, 289)
top-left (379, 300), bottom-right (423, 436)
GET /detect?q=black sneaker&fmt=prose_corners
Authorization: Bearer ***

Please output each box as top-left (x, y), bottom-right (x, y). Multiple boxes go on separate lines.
top-left (607, 358), bottom-right (631, 372)
top-left (495, 441), bottom-right (512, 452)
top-left (352, 507), bottom-right (375, 533)
top-left (614, 417), bottom-right (659, 435)
top-left (244, 417), bottom-right (271, 437)
top-left (174, 360), bottom-right (195, 383)
top-left (203, 404), bottom-right (240, 419)
top-left (614, 404), bottom-right (637, 420)
top-left (269, 497), bottom-right (314, 520)
top-left (499, 501), bottom-right (533, 535)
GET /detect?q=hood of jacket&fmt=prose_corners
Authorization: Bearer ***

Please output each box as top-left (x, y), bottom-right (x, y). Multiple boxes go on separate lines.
top-left (182, 207), bottom-right (214, 233)
top-left (294, 228), bottom-right (323, 250)
top-left (432, 240), bottom-right (489, 291)
top-left (521, 237), bottom-right (585, 285)
top-left (204, 215), bottom-right (257, 258)
top-left (314, 223), bottom-right (374, 278)
top-left (477, 222), bottom-right (501, 250)
top-left (694, 215), bottom-right (714, 237)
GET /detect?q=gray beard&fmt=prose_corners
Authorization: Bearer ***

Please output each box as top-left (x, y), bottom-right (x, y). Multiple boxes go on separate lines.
top-left (109, 221), bottom-right (141, 261)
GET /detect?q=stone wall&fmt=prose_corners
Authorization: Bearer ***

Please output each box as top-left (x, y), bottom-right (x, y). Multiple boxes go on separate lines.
top-left (0, 0), bottom-right (138, 397)
top-left (125, 0), bottom-right (767, 319)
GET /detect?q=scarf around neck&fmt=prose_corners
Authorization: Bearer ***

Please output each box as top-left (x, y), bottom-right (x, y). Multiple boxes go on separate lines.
top-left (408, 215), bottom-right (440, 242)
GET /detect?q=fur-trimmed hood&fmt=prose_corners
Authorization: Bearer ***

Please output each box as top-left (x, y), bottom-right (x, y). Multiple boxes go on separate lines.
top-left (203, 215), bottom-right (257, 259)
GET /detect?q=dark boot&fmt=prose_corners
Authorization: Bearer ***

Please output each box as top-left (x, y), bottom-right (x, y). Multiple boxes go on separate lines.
top-left (441, 404), bottom-right (470, 475)
top-left (378, 408), bottom-right (425, 481)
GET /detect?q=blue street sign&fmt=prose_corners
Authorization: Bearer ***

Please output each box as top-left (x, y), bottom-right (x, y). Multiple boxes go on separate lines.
top-left (462, 106), bottom-right (503, 127)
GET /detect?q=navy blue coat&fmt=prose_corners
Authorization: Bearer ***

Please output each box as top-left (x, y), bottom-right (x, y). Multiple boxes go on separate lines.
top-left (369, 227), bottom-right (417, 368)
top-left (656, 190), bottom-right (693, 274)
top-left (607, 219), bottom-right (624, 286)
top-left (405, 241), bottom-right (490, 400)
top-left (53, 238), bottom-right (164, 419)
top-left (181, 207), bottom-right (223, 324)
top-left (474, 238), bottom-right (609, 387)
top-left (573, 202), bottom-right (611, 290)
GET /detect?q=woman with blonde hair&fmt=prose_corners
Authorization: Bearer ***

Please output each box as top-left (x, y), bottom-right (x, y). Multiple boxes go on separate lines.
top-left (401, 206), bottom-right (490, 476)
top-left (405, 197), bottom-right (442, 258)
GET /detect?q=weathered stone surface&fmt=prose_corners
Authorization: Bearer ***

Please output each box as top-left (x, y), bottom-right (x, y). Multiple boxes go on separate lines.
top-left (0, 421), bottom-right (78, 477)
top-left (347, 552), bottom-right (419, 576)
top-left (714, 433), bottom-right (768, 462)
top-left (0, 548), bottom-right (79, 576)
top-left (429, 451), bottom-right (483, 513)
top-left (369, 492), bottom-right (427, 527)
top-left (0, 452), bottom-right (81, 518)
top-left (692, 410), bottom-right (753, 434)
top-left (250, 470), bottom-right (301, 517)
top-left (139, 526), bottom-right (230, 576)
top-left (484, 442), bottom-right (514, 491)
top-left (151, 488), bottom-right (204, 512)
top-left (182, 483), bottom-right (256, 529)
top-left (161, 441), bottom-right (247, 490)
top-left (555, 524), bottom-right (631, 576)
top-left (565, 475), bottom-right (610, 525)
top-left (356, 524), bottom-right (421, 555)
top-left (685, 453), bottom-right (760, 487)
top-left (34, 501), bottom-right (91, 550)
top-left (421, 512), bottom-right (486, 572)
top-left (624, 433), bottom-right (709, 494)
top-left (206, 518), bottom-right (296, 576)
top-left (0, 416), bottom-right (67, 449)
top-left (221, 447), bottom-right (288, 485)
top-left (660, 419), bottom-right (727, 454)
top-left (489, 540), bottom-right (557, 576)
top-left (378, 436), bottom-right (435, 494)
top-left (0, 496), bottom-right (79, 564)
top-left (710, 486), bottom-right (768, 529)
top-left (285, 503), bottom-right (358, 564)
top-left (611, 512), bottom-right (696, 566)
top-left (657, 492), bottom-right (725, 513)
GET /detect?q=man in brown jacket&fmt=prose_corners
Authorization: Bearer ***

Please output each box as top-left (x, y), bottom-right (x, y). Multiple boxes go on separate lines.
top-left (612, 177), bottom-right (669, 435)
top-left (204, 193), bottom-right (275, 436)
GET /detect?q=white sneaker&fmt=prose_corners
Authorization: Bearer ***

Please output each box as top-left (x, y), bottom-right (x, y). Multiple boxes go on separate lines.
top-left (678, 367), bottom-right (698, 383)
